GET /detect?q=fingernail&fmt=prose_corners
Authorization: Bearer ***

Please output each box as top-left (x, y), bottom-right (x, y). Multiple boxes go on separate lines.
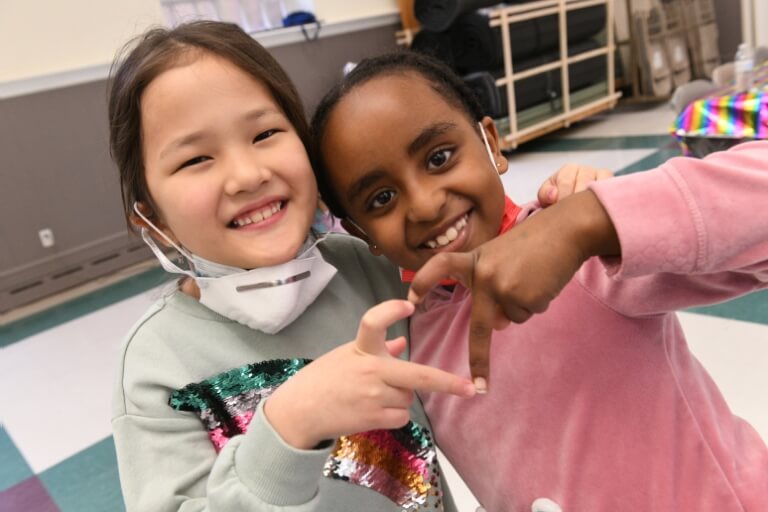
top-left (547, 187), bottom-right (557, 202)
top-left (473, 377), bottom-right (487, 394)
top-left (463, 381), bottom-right (477, 397)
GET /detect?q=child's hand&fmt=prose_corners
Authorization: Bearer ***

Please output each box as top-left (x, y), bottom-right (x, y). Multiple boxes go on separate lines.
top-left (408, 190), bottom-right (620, 392)
top-left (264, 300), bottom-right (476, 449)
top-left (538, 163), bottom-right (613, 207)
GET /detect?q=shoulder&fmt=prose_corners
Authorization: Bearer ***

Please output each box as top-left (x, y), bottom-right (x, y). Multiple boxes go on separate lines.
top-left (319, 233), bottom-right (400, 282)
top-left (112, 290), bottom-right (238, 419)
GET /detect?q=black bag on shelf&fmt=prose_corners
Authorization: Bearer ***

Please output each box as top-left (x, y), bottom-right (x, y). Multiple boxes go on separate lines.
top-left (414, 0), bottom-right (503, 32)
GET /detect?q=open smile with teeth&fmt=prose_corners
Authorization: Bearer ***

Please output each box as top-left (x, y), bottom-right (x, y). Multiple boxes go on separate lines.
top-left (230, 200), bottom-right (284, 228)
top-left (424, 214), bottom-right (469, 249)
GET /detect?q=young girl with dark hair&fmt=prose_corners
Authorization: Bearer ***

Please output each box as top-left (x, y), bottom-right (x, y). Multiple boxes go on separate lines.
top-left (311, 51), bottom-right (768, 512)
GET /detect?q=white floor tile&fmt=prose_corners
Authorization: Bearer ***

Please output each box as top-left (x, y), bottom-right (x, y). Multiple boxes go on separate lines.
top-left (0, 288), bottom-right (162, 473)
top-left (679, 312), bottom-right (768, 442)
top-left (501, 149), bottom-right (656, 203)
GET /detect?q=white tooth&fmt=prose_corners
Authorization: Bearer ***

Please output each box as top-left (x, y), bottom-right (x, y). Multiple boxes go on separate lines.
top-left (263, 208), bottom-right (273, 219)
top-left (437, 235), bottom-right (449, 246)
top-left (272, 204), bottom-right (279, 213)
top-left (251, 212), bottom-right (263, 223)
top-left (426, 240), bottom-right (437, 249)
top-left (446, 227), bottom-right (458, 241)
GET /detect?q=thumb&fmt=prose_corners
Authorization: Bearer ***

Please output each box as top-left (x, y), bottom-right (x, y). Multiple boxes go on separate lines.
top-left (356, 300), bottom-right (415, 355)
top-left (538, 180), bottom-right (558, 206)
top-left (408, 252), bottom-right (474, 303)
top-left (385, 336), bottom-right (408, 358)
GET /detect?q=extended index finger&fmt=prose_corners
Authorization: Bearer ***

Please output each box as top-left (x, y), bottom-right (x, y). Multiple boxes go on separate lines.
top-left (407, 252), bottom-right (474, 303)
top-left (468, 288), bottom-right (495, 394)
top-left (382, 358), bottom-right (476, 398)
top-left (356, 300), bottom-right (415, 356)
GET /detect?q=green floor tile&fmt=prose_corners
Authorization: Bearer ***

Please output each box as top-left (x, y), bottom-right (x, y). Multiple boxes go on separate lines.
top-left (512, 134), bottom-right (674, 153)
top-left (39, 436), bottom-right (124, 512)
top-left (688, 289), bottom-right (768, 326)
top-left (0, 427), bottom-right (33, 492)
top-left (616, 144), bottom-right (684, 175)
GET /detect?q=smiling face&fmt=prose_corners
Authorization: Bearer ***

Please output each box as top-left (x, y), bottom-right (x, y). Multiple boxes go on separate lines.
top-left (320, 72), bottom-right (508, 271)
top-left (140, 52), bottom-right (317, 269)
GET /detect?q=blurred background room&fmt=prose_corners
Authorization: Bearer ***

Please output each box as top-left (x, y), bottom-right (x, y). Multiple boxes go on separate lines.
top-left (1, 0), bottom-right (767, 510)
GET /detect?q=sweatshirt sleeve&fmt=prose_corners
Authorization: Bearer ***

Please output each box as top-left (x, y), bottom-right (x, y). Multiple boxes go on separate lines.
top-left (113, 334), bottom-right (333, 511)
top-left (582, 140), bottom-right (768, 316)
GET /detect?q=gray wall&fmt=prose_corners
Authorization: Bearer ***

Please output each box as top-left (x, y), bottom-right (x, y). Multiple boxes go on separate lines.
top-left (0, 23), bottom-right (398, 313)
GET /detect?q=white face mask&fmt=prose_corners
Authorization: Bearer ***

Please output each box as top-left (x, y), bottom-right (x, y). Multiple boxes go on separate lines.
top-left (133, 204), bottom-right (338, 334)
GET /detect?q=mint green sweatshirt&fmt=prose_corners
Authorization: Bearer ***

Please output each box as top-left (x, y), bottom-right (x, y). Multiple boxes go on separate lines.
top-left (112, 234), bottom-right (457, 512)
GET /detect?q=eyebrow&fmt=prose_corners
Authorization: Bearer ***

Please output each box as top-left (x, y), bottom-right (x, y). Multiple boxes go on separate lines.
top-left (347, 169), bottom-right (389, 204)
top-left (406, 122), bottom-right (457, 157)
top-left (158, 107), bottom-right (280, 160)
top-left (345, 121), bottom-right (459, 204)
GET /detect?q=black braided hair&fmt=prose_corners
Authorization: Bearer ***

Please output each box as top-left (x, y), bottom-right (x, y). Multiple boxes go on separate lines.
top-left (310, 50), bottom-right (484, 219)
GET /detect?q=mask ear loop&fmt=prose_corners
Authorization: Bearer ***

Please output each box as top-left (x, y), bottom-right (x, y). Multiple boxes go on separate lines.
top-left (478, 122), bottom-right (497, 170)
top-left (344, 217), bottom-right (367, 237)
top-left (132, 203), bottom-right (196, 277)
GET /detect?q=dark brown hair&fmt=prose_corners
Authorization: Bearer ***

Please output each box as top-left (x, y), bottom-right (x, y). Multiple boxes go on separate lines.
top-left (108, 20), bottom-right (309, 230)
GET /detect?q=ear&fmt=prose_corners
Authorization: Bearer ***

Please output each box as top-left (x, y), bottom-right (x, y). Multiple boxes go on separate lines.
top-left (130, 202), bottom-right (177, 248)
top-left (480, 116), bottom-right (509, 175)
top-left (340, 218), bottom-right (382, 256)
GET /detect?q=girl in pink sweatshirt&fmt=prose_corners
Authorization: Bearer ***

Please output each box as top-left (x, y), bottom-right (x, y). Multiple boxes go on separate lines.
top-left (310, 51), bottom-right (768, 511)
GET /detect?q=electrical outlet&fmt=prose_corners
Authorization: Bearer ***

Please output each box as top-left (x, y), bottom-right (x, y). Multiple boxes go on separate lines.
top-left (38, 228), bottom-right (55, 248)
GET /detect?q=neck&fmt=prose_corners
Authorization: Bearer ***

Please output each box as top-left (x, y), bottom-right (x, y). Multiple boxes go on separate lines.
top-left (180, 277), bottom-right (201, 299)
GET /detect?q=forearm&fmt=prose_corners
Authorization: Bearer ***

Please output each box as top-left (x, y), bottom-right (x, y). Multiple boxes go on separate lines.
top-left (113, 405), bottom-right (330, 512)
top-left (589, 141), bottom-right (768, 278)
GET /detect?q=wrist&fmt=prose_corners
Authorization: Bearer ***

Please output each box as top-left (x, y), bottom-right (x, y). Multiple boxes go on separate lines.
top-left (263, 391), bottom-right (323, 450)
top-left (562, 190), bottom-right (620, 263)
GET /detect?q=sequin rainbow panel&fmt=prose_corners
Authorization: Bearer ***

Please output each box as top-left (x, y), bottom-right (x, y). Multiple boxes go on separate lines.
top-left (169, 358), bottom-right (444, 510)
top-left (169, 358), bottom-right (310, 452)
top-left (324, 422), bottom-right (444, 510)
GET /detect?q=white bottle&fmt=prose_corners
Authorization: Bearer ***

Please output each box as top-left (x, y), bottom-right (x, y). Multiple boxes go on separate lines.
top-left (735, 42), bottom-right (754, 91)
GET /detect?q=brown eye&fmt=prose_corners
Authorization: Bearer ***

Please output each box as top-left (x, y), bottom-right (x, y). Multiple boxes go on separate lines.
top-left (253, 129), bottom-right (278, 143)
top-left (427, 148), bottom-right (453, 169)
top-left (178, 156), bottom-right (211, 170)
top-left (370, 190), bottom-right (396, 209)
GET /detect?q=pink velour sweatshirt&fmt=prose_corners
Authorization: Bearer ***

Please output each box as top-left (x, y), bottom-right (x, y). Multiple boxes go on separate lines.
top-left (411, 141), bottom-right (768, 512)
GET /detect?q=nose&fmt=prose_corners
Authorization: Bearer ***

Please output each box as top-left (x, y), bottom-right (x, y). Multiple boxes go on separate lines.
top-left (223, 148), bottom-right (271, 196)
top-left (405, 181), bottom-right (446, 223)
